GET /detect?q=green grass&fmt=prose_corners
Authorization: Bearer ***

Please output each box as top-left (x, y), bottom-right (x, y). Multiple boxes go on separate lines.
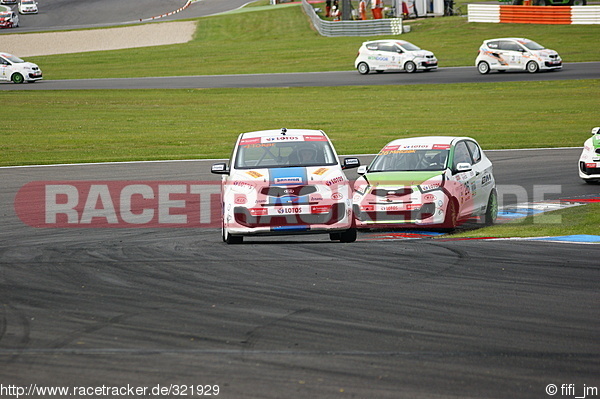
top-left (22, 4), bottom-right (600, 80)
top-left (451, 202), bottom-right (600, 238)
top-left (1, 80), bottom-right (598, 166)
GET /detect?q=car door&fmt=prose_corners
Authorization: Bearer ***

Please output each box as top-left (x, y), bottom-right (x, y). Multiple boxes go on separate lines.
top-left (0, 56), bottom-right (9, 81)
top-left (465, 140), bottom-right (492, 214)
top-left (376, 42), bottom-right (400, 71)
top-left (498, 40), bottom-right (524, 70)
top-left (451, 140), bottom-right (477, 218)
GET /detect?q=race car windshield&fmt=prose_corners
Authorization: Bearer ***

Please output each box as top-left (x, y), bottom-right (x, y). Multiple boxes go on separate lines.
top-left (369, 149), bottom-right (449, 172)
top-left (400, 42), bottom-right (421, 51)
top-left (235, 139), bottom-right (338, 169)
top-left (521, 40), bottom-right (545, 51)
top-left (3, 54), bottom-right (24, 63)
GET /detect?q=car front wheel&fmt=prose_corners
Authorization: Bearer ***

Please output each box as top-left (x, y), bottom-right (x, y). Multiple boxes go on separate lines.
top-left (357, 62), bottom-right (370, 75)
top-left (11, 73), bottom-right (24, 84)
top-left (477, 61), bottom-right (490, 75)
top-left (526, 61), bottom-right (539, 73)
top-left (404, 61), bottom-right (416, 73)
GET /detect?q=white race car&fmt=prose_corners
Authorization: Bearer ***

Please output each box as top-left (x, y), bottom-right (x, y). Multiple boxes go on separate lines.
top-left (476, 38), bottom-right (562, 74)
top-left (0, 10), bottom-right (19, 28)
top-left (354, 39), bottom-right (438, 74)
top-left (211, 128), bottom-right (360, 244)
top-left (353, 136), bottom-right (497, 230)
top-left (18, 0), bottom-right (38, 14)
top-left (0, 52), bottom-right (42, 83)
top-left (578, 127), bottom-right (600, 183)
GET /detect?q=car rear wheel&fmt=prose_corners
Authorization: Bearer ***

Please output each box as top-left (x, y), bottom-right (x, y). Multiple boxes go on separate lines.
top-left (404, 61), bottom-right (416, 73)
top-left (357, 62), bottom-right (370, 75)
top-left (477, 61), bottom-right (490, 75)
top-left (11, 73), bottom-right (24, 84)
top-left (526, 61), bottom-right (539, 73)
top-left (482, 189), bottom-right (498, 226)
top-left (330, 228), bottom-right (357, 243)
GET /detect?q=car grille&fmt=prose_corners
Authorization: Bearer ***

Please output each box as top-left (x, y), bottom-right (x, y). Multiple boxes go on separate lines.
top-left (260, 185), bottom-right (317, 197)
top-left (353, 203), bottom-right (436, 223)
top-left (233, 203), bottom-right (346, 227)
top-left (370, 188), bottom-right (413, 198)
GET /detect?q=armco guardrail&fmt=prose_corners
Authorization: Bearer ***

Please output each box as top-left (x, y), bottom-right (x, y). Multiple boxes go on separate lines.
top-left (468, 3), bottom-right (600, 24)
top-left (301, 0), bottom-right (402, 36)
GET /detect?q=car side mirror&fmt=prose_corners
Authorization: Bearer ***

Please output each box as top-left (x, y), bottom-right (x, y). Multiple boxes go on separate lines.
top-left (454, 162), bottom-right (472, 173)
top-left (342, 157), bottom-right (360, 170)
top-left (211, 162), bottom-right (229, 175)
top-left (357, 165), bottom-right (367, 175)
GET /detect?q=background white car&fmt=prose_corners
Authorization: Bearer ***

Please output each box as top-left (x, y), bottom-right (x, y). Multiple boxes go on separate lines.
top-left (355, 40), bottom-right (438, 74)
top-left (18, 0), bottom-right (38, 14)
top-left (0, 52), bottom-right (43, 83)
top-left (211, 128), bottom-right (360, 244)
top-left (353, 136), bottom-right (497, 230)
top-left (476, 38), bottom-right (562, 74)
top-left (579, 127), bottom-right (600, 183)
top-left (0, 10), bottom-right (18, 28)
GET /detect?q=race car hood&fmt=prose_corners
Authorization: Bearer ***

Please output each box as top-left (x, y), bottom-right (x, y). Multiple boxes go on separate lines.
top-left (362, 170), bottom-right (442, 187)
top-left (412, 50), bottom-right (435, 58)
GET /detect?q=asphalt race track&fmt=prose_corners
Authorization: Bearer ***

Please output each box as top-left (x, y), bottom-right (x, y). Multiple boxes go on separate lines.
top-left (1, 1), bottom-right (600, 398)
top-left (1, 62), bottom-right (599, 91)
top-left (1, 150), bottom-right (599, 398)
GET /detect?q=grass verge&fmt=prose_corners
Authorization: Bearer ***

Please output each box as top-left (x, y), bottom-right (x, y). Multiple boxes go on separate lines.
top-left (1, 79), bottom-right (598, 166)
top-left (450, 202), bottom-right (600, 238)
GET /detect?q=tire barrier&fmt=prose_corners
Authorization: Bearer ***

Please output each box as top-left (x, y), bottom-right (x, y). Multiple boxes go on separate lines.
top-left (467, 3), bottom-right (600, 24)
top-left (302, 0), bottom-right (403, 36)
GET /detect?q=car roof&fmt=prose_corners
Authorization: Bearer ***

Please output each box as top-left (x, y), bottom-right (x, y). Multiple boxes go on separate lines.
top-left (363, 39), bottom-right (411, 46)
top-left (383, 136), bottom-right (474, 147)
top-left (238, 129), bottom-right (327, 139)
top-left (484, 38), bottom-right (529, 42)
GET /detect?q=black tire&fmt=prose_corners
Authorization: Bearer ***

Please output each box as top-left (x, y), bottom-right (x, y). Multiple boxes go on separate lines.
top-left (357, 62), bottom-right (370, 75)
top-left (512, 0), bottom-right (523, 4)
top-left (340, 228), bottom-right (357, 243)
top-left (477, 61), bottom-right (490, 75)
top-left (482, 189), bottom-right (498, 226)
top-left (11, 73), bottom-right (24, 84)
top-left (526, 61), bottom-right (539, 73)
top-left (404, 61), bottom-right (416, 73)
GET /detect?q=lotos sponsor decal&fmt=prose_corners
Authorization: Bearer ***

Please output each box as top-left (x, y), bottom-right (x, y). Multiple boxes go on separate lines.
top-left (15, 181), bottom-right (222, 228)
top-left (326, 176), bottom-right (344, 186)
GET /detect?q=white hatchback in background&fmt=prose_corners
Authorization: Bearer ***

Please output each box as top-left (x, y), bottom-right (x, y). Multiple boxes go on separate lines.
top-left (579, 127), bottom-right (600, 183)
top-left (476, 38), bottom-right (562, 74)
top-left (211, 128), bottom-right (360, 244)
top-left (354, 39), bottom-right (438, 74)
top-left (18, 0), bottom-right (38, 14)
top-left (0, 52), bottom-right (42, 83)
